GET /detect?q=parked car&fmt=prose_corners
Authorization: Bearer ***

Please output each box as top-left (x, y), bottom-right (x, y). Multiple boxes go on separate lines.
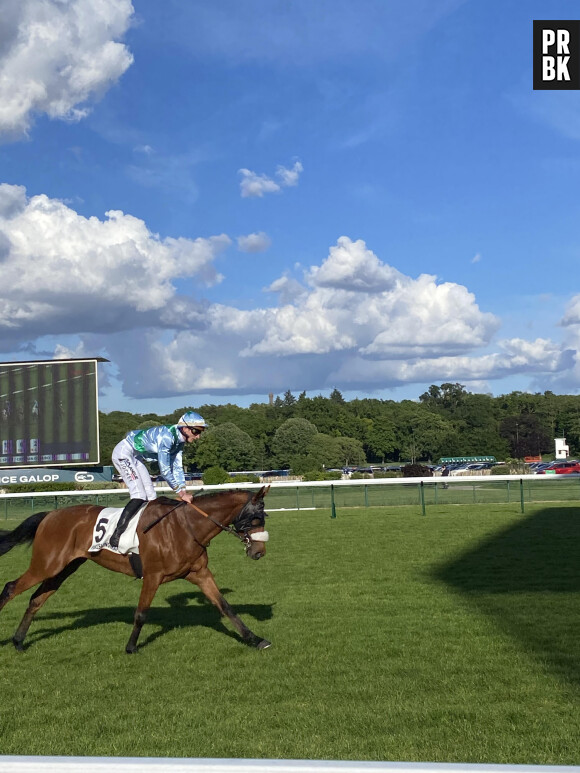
top-left (531, 462), bottom-right (551, 472)
top-left (536, 461), bottom-right (580, 474)
top-left (527, 462), bottom-right (545, 470)
top-left (449, 464), bottom-right (470, 475)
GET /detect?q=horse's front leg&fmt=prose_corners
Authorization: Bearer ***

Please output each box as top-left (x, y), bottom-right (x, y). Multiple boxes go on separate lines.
top-left (186, 567), bottom-right (271, 649)
top-left (125, 574), bottom-right (161, 654)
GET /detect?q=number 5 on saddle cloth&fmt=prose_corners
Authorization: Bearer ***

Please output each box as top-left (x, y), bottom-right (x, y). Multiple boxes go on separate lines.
top-left (88, 499), bottom-right (147, 556)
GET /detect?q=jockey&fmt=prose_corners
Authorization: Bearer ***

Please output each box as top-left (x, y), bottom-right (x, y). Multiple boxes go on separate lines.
top-left (109, 411), bottom-right (208, 548)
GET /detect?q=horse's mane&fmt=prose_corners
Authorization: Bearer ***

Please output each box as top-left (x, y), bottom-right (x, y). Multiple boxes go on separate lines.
top-left (192, 488), bottom-right (252, 502)
top-left (155, 490), bottom-right (251, 508)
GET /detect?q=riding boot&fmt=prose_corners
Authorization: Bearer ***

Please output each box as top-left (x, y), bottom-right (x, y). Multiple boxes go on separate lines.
top-left (109, 498), bottom-right (146, 549)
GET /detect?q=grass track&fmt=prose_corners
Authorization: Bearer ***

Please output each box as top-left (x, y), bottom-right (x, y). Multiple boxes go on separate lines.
top-left (0, 503), bottom-right (579, 762)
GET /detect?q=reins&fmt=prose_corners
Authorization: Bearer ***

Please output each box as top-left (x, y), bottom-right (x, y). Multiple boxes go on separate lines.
top-left (142, 500), bottom-right (186, 533)
top-left (189, 500), bottom-right (253, 547)
top-left (142, 497), bottom-right (252, 547)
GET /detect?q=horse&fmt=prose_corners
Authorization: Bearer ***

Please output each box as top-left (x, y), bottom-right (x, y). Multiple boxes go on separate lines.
top-left (0, 486), bottom-right (272, 654)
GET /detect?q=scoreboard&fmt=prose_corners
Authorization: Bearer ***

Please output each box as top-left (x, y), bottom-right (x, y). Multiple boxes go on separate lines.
top-left (0, 359), bottom-right (100, 468)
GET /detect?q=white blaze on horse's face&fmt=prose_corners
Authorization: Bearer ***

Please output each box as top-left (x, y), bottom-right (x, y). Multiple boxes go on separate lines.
top-left (250, 530), bottom-right (269, 542)
top-left (245, 527), bottom-right (269, 560)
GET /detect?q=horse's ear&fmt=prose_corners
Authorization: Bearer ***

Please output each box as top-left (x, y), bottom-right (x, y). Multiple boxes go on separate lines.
top-left (252, 485), bottom-right (269, 502)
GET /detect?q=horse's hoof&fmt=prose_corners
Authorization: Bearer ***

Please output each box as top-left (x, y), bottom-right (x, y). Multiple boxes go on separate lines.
top-left (257, 639), bottom-right (271, 650)
top-left (12, 639), bottom-right (24, 652)
top-left (125, 645), bottom-right (138, 654)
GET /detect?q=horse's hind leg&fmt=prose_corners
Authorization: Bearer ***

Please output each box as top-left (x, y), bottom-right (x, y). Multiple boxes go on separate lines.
top-left (186, 567), bottom-right (271, 649)
top-left (12, 558), bottom-right (86, 651)
top-left (1, 528), bottom-right (80, 617)
top-left (0, 568), bottom-right (45, 614)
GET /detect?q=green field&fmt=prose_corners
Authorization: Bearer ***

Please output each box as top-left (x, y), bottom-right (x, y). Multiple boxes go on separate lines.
top-left (0, 503), bottom-right (579, 762)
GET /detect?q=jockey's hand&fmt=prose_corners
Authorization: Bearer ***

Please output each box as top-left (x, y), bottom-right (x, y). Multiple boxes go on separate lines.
top-left (178, 490), bottom-right (194, 504)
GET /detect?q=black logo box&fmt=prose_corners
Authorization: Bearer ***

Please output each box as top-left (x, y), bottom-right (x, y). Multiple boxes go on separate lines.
top-left (533, 20), bottom-right (580, 90)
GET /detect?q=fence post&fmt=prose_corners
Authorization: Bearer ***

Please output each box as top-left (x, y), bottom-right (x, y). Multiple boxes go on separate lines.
top-left (420, 480), bottom-right (426, 516)
top-left (364, 485), bottom-right (368, 508)
top-left (330, 484), bottom-right (337, 519)
top-left (519, 478), bottom-right (525, 514)
top-left (296, 487), bottom-right (300, 510)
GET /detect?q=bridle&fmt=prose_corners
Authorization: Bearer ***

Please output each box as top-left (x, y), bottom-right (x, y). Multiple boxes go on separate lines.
top-left (188, 500), bottom-right (258, 551)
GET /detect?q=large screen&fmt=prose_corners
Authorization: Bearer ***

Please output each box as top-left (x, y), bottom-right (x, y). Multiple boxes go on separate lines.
top-left (0, 359), bottom-right (100, 468)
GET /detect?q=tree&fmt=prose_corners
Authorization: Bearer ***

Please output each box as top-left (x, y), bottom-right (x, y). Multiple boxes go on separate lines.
top-left (202, 466), bottom-right (230, 485)
top-left (364, 416), bottom-right (396, 462)
top-left (499, 415), bottom-right (550, 458)
top-left (192, 431), bottom-right (220, 470)
top-left (307, 433), bottom-right (341, 468)
top-left (296, 395), bottom-right (350, 436)
top-left (329, 388), bottom-right (345, 404)
top-left (395, 402), bottom-right (459, 461)
top-left (193, 423), bottom-right (256, 471)
top-left (271, 418), bottom-right (318, 467)
top-left (333, 436), bottom-right (366, 467)
top-left (419, 383), bottom-right (468, 413)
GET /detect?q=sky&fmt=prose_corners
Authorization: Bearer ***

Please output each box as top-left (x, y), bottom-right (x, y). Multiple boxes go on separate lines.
top-left (1, 0), bottom-right (580, 415)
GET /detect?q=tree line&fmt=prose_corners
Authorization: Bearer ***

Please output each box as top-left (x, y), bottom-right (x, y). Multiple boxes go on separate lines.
top-left (98, 383), bottom-right (580, 474)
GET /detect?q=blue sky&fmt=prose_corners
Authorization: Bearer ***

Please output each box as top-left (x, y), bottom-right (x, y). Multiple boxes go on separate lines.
top-left (1, 0), bottom-right (580, 414)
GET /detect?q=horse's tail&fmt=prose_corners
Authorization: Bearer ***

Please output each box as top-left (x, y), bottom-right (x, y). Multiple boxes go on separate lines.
top-left (0, 511), bottom-right (50, 557)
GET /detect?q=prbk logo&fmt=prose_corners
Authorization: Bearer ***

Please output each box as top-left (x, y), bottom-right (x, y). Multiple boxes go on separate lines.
top-left (533, 21), bottom-right (580, 89)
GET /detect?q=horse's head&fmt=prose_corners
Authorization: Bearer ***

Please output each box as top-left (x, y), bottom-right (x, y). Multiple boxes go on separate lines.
top-left (233, 486), bottom-right (270, 560)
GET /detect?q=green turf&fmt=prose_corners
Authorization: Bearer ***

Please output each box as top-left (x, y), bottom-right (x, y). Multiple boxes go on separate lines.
top-left (0, 503), bottom-right (579, 762)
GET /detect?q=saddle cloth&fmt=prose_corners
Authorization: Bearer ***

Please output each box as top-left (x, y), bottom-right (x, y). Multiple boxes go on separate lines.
top-left (88, 503), bottom-right (148, 555)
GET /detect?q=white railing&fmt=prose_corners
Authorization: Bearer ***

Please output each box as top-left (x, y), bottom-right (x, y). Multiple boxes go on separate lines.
top-left (0, 758), bottom-right (579, 773)
top-left (0, 472), bottom-right (577, 499)
top-left (0, 474), bottom-right (578, 520)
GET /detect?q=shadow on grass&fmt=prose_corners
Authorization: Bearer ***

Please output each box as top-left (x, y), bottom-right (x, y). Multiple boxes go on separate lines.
top-left (433, 505), bottom-right (580, 687)
top-left (0, 588), bottom-right (273, 652)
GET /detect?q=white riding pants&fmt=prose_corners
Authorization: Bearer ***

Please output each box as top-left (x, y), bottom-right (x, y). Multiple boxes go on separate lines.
top-left (112, 438), bottom-right (157, 501)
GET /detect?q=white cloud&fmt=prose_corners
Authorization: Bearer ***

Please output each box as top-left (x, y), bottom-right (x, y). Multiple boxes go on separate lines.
top-left (239, 160), bottom-right (303, 197)
top-left (265, 275), bottom-right (307, 305)
top-left (308, 236), bottom-right (403, 292)
top-left (276, 161), bottom-right (303, 187)
top-left (2, 210), bottom-right (575, 399)
top-left (0, 184), bottom-right (229, 349)
top-left (238, 169), bottom-right (281, 198)
top-left (236, 237), bottom-right (497, 359)
top-left (0, 0), bottom-right (134, 138)
top-left (560, 294), bottom-right (580, 327)
top-left (237, 232), bottom-right (271, 253)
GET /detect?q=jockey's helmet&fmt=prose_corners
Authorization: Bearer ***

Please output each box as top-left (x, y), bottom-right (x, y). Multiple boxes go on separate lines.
top-left (177, 411), bottom-right (208, 430)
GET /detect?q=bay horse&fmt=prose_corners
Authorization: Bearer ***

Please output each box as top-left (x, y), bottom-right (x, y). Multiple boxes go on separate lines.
top-left (0, 486), bottom-right (271, 654)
